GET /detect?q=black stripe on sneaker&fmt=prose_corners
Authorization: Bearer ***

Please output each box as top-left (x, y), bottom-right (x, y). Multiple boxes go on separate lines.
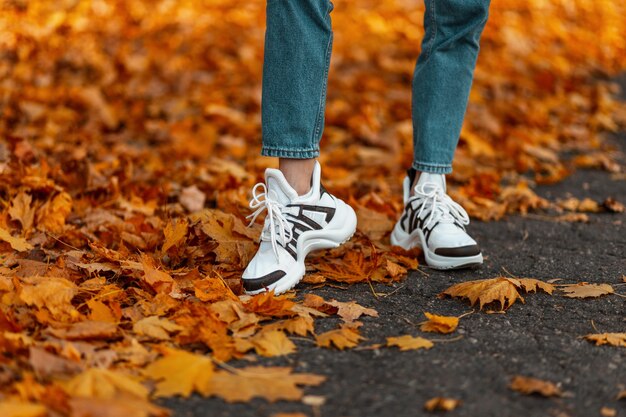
top-left (434, 245), bottom-right (481, 257)
top-left (243, 270), bottom-right (287, 292)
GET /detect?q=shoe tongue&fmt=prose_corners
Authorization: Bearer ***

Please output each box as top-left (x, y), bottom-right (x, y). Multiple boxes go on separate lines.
top-left (264, 168), bottom-right (298, 205)
top-left (415, 172), bottom-right (446, 193)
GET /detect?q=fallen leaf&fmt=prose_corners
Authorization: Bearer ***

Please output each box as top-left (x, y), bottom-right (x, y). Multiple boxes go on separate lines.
top-left (202, 367), bottom-right (325, 402)
top-left (600, 407), bottom-right (617, 417)
top-left (9, 192), bottom-right (36, 232)
top-left (19, 277), bottom-right (78, 319)
top-left (133, 316), bottom-right (184, 341)
top-left (244, 291), bottom-right (296, 318)
top-left (386, 335), bottom-right (434, 351)
top-left (249, 329), bottom-right (297, 357)
top-left (583, 333), bottom-right (626, 347)
top-left (161, 218), bottom-right (188, 253)
top-left (143, 348), bottom-right (214, 397)
top-left (69, 395), bottom-right (169, 417)
top-left (316, 326), bottom-right (363, 350)
top-left (560, 283), bottom-right (614, 298)
top-left (420, 313), bottom-right (459, 334)
top-left (303, 295), bottom-right (377, 322)
top-left (509, 376), bottom-right (562, 397)
top-left (0, 401), bottom-right (47, 417)
top-left (36, 191), bottom-right (72, 233)
top-left (63, 368), bottom-right (149, 399)
top-left (0, 227), bottom-right (33, 252)
top-left (47, 321), bottom-right (118, 340)
top-left (424, 397), bottom-right (460, 412)
top-left (440, 277), bottom-right (523, 310)
top-left (602, 198), bottom-right (624, 213)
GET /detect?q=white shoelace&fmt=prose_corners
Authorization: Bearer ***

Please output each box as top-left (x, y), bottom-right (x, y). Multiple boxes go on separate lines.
top-left (247, 183), bottom-right (293, 261)
top-left (410, 182), bottom-right (470, 229)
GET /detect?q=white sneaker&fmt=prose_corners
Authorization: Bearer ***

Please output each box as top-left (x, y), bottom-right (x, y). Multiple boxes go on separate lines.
top-left (390, 169), bottom-right (483, 269)
top-left (242, 161), bottom-right (357, 294)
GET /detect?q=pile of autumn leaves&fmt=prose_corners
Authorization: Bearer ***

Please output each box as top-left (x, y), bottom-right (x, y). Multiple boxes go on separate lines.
top-left (1, 0), bottom-right (626, 416)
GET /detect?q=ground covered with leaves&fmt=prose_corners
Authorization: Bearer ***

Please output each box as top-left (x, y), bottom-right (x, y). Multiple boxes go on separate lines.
top-left (0, 1), bottom-right (625, 416)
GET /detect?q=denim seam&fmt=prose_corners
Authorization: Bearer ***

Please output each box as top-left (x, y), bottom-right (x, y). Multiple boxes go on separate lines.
top-left (262, 144), bottom-right (319, 152)
top-left (412, 160), bottom-right (452, 173)
top-left (424, 0), bottom-right (438, 60)
top-left (311, 16), bottom-right (333, 150)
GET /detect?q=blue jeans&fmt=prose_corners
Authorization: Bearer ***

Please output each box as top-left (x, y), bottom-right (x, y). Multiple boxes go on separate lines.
top-left (261, 0), bottom-right (490, 174)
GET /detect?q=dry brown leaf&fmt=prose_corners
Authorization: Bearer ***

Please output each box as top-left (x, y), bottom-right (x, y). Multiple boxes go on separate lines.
top-left (316, 326), bottom-right (363, 350)
top-left (603, 198), bottom-right (624, 213)
top-left (47, 321), bottom-right (118, 340)
top-left (583, 333), bottom-right (626, 347)
top-left (133, 316), bottom-right (184, 341)
top-left (140, 254), bottom-right (178, 295)
top-left (0, 227), bottom-right (33, 252)
top-left (618, 389), bottom-right (626, 400)
top-left (144, 348), bottom-right (214, 398)
top-left (600, 407), bottom-right (617, 417)
top-left (509, 376), bottom-right (562, 397)
top-left (386, 335), bottom-right (434, 351)
top-left (420, 313), bottom-right (459, 334)
top-left (560, 283), bottom-right (614, 298)
top-left (517, 278), bottom-right (556, 295)
top-left (314, 251), bottom-right (374, 283)
top-left (202, 367), bottom-right (325, 402)
top-left (424, 397), bottom-right (461, 412)
top-left (244, 291), bottom-right (296, 318)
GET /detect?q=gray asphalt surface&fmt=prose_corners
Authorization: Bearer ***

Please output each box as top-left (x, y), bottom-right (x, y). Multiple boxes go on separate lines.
top-left (164, 83), bottom-right (626, 417)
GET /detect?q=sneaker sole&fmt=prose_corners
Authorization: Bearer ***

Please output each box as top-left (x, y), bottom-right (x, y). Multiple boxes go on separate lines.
top-left (245, 199), bottom-right (358, 295)
top-left (390, 222), bottom-right (483, 270)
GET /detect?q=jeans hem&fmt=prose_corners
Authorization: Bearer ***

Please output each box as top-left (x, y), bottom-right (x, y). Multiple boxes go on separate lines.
top-left (261, 147), bottom-right (320, 159)
top-left (411, 160), bottom-right (452, 174)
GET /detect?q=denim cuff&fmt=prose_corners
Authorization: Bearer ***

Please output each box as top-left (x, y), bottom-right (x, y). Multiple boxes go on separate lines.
top-left (261, 146), bottom-right (320, 159)
top-left (411, 160), bottom-right (452, 174)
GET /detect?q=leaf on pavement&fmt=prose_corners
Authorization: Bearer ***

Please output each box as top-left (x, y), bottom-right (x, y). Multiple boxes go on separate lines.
top-left (0, 227), bottom-right (33, 252)
top-left (244, 291), bottom-right (296, 318)
top-left (509, 376), bottom-right (562, 397)
top-left (424, 397), bottom-right (460, 412)
top-left (133, 316), bottom-right (184, 341)
top-left (143, 348), bottom-right (214, 398)
top-left (202, 367), bottom-right (325, 403)
top-left (420, 312), bottom-right (459, 334)
top-left (386, 335), bottom-right (433, 351)
top-left (63, 368), bottom-right (149, 400)
top-left (440, 277), bottom-right (554, 310)
top-left (249, 329), bottom-right (297, 357)
top-left (560, 283), bottom-right (614, 298)
top-left (316, 326), bottom-right (363, 350)
top-left (583, 333), bottom-right (626, 347)
top-left (69, 396), bottom-right (170, 417)
top-left (314, 251), bottom-right (374, 283)
top-left (303, 295), bottom-right (377, 323)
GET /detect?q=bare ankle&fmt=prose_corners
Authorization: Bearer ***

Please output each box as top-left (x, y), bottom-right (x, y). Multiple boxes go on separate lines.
top-left (279, 158), bottom-right (316, 195)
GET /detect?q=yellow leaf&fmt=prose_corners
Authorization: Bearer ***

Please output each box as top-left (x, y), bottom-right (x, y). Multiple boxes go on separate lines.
top-left (0, 227), bottom-right (33, 252)
top-left (201, 367), bottom-right (325, 402)
top-left (583, 333), bottom-right (626, 347)
top-left (560, 283), bottom-right (614, 298)
top-left (424, 397), bottom-right (461, 412)
top-left (133, 316), bottom-right (184, 341)
top-left (420, 313), bottom-right (459, 334)
top-left (140, 254), bottom-right (177, 295)
top-left (250, 329), bottom-right (296, 357)
top-left (244, 291), bottom-right (296, 318)
top-left (517, 278), bottom-right (555, 295)
top-left (19, 276), bottom-right (77, 319)
top-left (386, 335), bottom-right (433, 351)
top-left (63, 368), bottom-right (149, 399)
top-left (69, 396), bottom-right (169, 417)
top-left (47, 321), bottom-right (118, 340)
top-left (440, 277), bottom-right (524, 310)
top-left (9, 192), bottom-right (36, 232)
top-left (316, 326), bottom-right (363, 350)
top-left (143, 348), bottom-right (214, 397)
top-left (36, 191), bottom-right (72, 233)
top-left (0, 401), bottom-right (47, 417)
top-left (162, 218), bottom-right (188, 253)
top-left (509, 376), bottom-right (562, 397)
top-left (87, 299), bottom-right (116, 323)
